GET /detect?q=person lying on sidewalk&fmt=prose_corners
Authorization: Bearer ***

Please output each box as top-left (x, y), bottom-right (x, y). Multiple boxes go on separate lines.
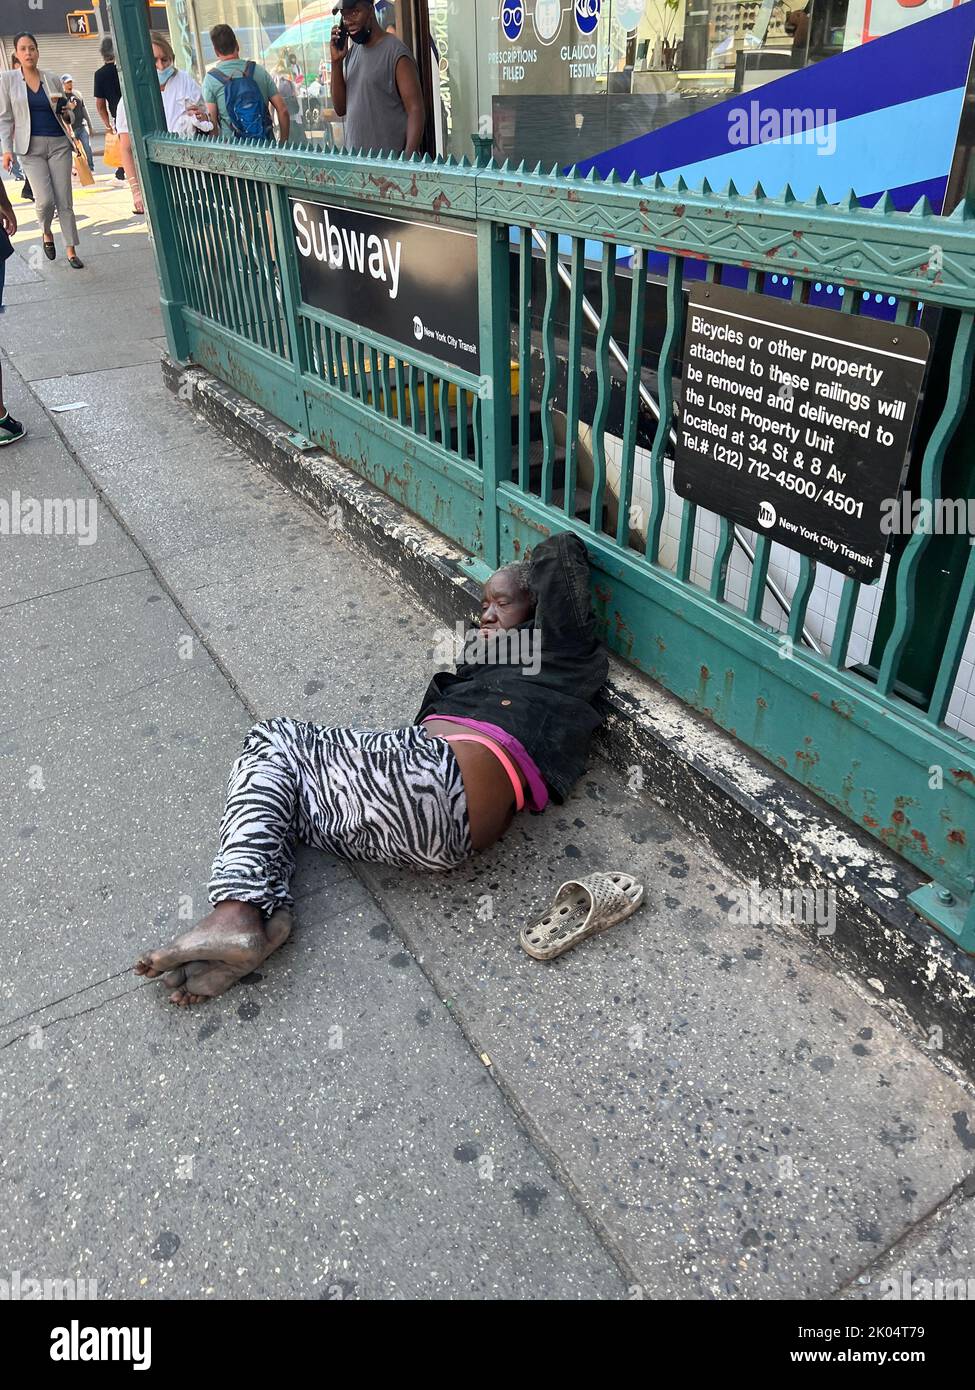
top-left (135, 531), bottom-right (609, 1005)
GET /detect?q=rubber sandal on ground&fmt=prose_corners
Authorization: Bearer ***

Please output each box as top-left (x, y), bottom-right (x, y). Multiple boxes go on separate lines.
top-left (520, 871), bottom-right (645, 960)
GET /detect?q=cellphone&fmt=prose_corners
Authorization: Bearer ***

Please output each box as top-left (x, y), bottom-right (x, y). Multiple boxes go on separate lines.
top-left (335, 20), bottom-right (348, 51)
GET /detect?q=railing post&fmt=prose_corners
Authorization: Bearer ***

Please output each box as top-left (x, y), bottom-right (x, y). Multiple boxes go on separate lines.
top-left (108, 0), bottom-right (190, 361)
top-left (473, 135), bottom-right (510, 569)
top-left (267, 184), bottom-right (313, 441)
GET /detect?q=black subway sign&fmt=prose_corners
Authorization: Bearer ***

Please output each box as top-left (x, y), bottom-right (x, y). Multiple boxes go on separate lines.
top-left (290, 198), bottom-right (480, 373)
top-left (674, 283), bottom-right (929, 583)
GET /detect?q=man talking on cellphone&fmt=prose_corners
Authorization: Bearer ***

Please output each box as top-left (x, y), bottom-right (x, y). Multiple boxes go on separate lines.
top-left (329, 0), bottom-right (424, 157)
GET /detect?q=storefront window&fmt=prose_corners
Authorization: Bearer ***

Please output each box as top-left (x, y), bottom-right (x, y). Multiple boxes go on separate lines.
top-left (176, 0), bottom-right (403, 145)
top-left (160, 0), bottom-right (973, 208)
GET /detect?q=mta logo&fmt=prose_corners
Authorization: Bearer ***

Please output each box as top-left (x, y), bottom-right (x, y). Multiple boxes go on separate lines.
top-left (502, 2), bottom-right (525, 42)
top-left (575, 0), bottom-right (601, 34)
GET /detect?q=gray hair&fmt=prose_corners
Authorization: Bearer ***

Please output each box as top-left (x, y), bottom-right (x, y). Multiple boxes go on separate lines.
top-left (496, 560), bottom-right (534, 603)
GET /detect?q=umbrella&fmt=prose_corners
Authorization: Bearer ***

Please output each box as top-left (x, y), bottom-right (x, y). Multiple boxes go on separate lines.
top-left (268, 18), bottom-right (334, 53)
top-left (267, 0), bottom-right (338, 53)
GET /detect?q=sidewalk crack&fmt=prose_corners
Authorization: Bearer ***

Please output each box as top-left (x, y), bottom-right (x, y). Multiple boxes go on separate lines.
top-left (0, 565), bottom-right (150, 613)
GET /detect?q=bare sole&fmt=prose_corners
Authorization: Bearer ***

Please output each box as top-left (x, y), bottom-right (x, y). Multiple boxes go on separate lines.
top-left (135, 909), bottom-right (266, 977)
top-left (163, 909), bottom-right (292, 1007)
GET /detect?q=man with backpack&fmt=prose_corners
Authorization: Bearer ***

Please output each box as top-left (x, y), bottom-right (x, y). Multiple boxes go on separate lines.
top-left (202, 24), bottom-right (290, 143)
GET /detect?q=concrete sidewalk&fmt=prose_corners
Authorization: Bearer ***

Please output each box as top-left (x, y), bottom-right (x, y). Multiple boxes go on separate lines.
top-left (1, 177), bottom-right (974, 1299)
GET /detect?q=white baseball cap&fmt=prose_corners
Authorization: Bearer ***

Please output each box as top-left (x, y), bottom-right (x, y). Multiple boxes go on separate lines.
top-left (61, 73), bottom-right (73, 82)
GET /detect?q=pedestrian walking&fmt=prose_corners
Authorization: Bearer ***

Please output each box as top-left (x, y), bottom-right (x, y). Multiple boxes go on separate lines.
top-left (329, 0), bottom-right (424, 157)
top-left (203, 24), bottom-right (290, 142)
top-left (7, 55), bottom-right (33, 200)
top-left (93, 35), bottom-right (126, 181)
top-left (60, 75), bottom-right (94, 171)
top-left (115, 32), bottom-right (213, 216)
top-left (274, 62), bottom-right (304, 138)
top-left (0, 33), bottom-right (83, 268)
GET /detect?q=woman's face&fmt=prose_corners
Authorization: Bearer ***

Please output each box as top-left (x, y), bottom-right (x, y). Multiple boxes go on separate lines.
top-left (480, 569), bottom-right (534, 632)
top-left (15, 37), bottom-right (39, 69)
top-left (152, 44), bottom-right (171, 71)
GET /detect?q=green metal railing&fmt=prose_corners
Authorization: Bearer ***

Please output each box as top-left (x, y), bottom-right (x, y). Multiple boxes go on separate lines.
top-left (110, 0), bottom-right (975, 949)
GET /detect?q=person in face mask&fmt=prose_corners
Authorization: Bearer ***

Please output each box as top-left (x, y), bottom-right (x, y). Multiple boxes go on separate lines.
top-left (329, 0), bottom-right (424, 156)
top-left (115, 32), bottom-right (213, 215)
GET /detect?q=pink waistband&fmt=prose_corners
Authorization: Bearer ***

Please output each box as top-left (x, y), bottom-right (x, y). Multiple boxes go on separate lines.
top-left (432, 732), bottom-right (526, 812)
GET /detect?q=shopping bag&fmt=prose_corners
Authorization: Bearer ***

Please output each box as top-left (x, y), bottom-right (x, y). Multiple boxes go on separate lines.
top-left (73, 148), bottom-right (95, 186)
top-left (103, 129), bottom-right (122, 169)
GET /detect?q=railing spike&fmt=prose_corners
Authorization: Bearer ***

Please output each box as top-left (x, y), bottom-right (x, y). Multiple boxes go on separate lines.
top-left (500, 157), bottom-right (510, 172)
top-left (566, 163), bottom-right (579, 179)
top-left (837, 188), bottom-right (859, 212)
top-left (676, 174), bottom-right (689, 192)
top-left (515, 159), bottom-right (526, 174)
top-left (753, 180), bottom-right (767, 200)
top-left (723, 178), bottom-right (739, 198)
top-left (606, 167), bottom-right (622, 184)
top-left (700, 176), bottom-right (713, 195)
top-left (948, 196), bottom-right (975, 220)
top-left (650, 172), bottom-right (665, 190)
top-left (550, 163), bottom-right (562, 179)
top-left (809, 186), bottom-right (830, 207)
top-left (626, 170), bottom-right (641, 187)
top-left (532, 161), bottom-right (543, 176)
top-left (908, 193), bottom-right (933, 216)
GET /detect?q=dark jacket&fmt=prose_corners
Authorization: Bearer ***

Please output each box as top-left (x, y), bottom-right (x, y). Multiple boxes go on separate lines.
top-left (415, 532), bottom-right (609, 803)
top-left (63, 92), bottom-right (91, 131)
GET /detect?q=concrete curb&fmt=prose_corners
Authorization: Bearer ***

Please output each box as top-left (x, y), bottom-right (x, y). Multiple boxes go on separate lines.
top-left (163, 355), bottom-right (975, 1081)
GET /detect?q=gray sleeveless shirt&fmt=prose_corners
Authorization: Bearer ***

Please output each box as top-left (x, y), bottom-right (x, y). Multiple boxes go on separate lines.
top-left (341, 34), bottom-right (417, 154)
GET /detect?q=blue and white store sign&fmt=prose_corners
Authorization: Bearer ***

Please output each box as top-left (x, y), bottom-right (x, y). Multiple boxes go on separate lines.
top-left (575, 0), bottom-right (601, 35)
top-left (614, 1), bottom-right (646, 31)
top-left (533, 0), bottom-right (563, 44)
top-left (501, 1), bottom-right (525, 41)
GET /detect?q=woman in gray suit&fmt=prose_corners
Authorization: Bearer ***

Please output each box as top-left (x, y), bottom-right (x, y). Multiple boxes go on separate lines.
top-left (0, 32), bottom-right (83, 268)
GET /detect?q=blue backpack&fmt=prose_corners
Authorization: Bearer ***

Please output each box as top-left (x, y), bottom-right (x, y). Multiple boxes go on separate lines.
top-left (213, 61), bottom-right (273, 140)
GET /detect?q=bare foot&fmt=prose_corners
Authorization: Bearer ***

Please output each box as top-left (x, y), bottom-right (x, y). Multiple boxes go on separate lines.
top-left (162, 909), bottom-right (293, 1007)
top-left (134, 901), bottom-right (265, 979)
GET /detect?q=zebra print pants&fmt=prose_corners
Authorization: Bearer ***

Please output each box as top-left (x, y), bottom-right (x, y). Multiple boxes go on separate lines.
top-left (208, 719), bottom-right (472, 916)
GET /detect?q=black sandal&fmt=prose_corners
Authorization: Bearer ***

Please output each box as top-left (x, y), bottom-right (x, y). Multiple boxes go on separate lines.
top-left (67, 254), bottom-right (84, 269)
top-left (42, 240), bottom-right (55, 260)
